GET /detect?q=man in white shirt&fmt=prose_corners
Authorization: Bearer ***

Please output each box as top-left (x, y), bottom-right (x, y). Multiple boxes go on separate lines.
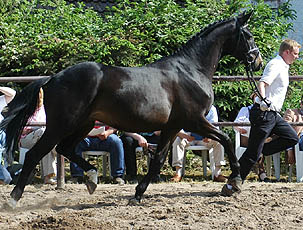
top-left (222, 39), bottom-right (301, 196)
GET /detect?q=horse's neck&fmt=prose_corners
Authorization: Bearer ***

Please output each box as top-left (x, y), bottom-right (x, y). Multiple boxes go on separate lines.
top-left (175, 22), bottom-right (235, 78)
top-left (150, 21), bottom-right (235, 79)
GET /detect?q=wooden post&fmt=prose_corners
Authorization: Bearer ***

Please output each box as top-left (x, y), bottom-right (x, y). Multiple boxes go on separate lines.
top-left (56, 153), bottom-right (65, 189)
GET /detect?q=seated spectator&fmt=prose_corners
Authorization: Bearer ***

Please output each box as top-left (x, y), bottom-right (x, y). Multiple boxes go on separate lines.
top-left (234, 93), bottom-right (271, 182)
top-left (120, 131), bottom-right (161, 184)
top-left (0, 87), bottom-right (16, 184)
top-left (70, 123), bottom-right (125, 185)
top-left (20, 88), bottom-right (57, 185)
top-left (171, 105), bottom-right (226, 183)
top-left (283, 95), bottom-right (303, 162)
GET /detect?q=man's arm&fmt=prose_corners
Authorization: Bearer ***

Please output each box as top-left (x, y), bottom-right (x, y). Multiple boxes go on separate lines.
top-left (258, 81), bottom-right (268, 99)
top-left (125, 132), bottom-right (148, 147)
top-left (0, 87), bottom-right (16, 103)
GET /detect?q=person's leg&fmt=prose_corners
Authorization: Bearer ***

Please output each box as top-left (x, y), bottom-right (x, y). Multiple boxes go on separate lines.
top-left (262, 113), bottom-right (298, 156)
top-left (299, 134), bottom-right (303, 151)
top-left (120, 135), bottom-right (138, 178)
top-left (70, 137), bottom-right (94, 179)
top-left (0, 131), bottom-right (12, 184)
top-left (41, 150), bottom-right (56, 184)
top-left (171, 136), bottom-right (188, 181)
top-left (20, 128), bottom-right (45, 149)
top-left (239, 109), bottom-right (276, 181)
top-left (0, 131), bottom-right (6, 183)
top-left (95, 134), bottom-right (125, 181)
top-left (206, 140), bottom-right (226, 182)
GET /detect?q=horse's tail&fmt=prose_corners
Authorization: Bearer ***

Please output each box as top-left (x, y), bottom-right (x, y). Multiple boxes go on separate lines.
top-left (0, 77), bottom-right (52, 162)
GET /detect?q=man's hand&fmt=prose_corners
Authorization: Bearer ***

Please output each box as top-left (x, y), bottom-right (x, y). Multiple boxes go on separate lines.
top-left (203, 138), bottom-right (211, 143)
top-left (154, 131), bottom-right (161, 136)
top-left (260, 98), bottom-right (271, 111)
top-left (178, 132), bottom-right (195, 142)
top-left (239, 128), bottom-right (248, 135)
top-left (97, 130), bottom-right (112, 140)
top-left (137, 136), bottom-right (148, 148)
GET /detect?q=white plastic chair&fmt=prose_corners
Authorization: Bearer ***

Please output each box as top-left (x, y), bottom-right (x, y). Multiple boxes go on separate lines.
top-left (294, 143), bottom-right (303, 182)
top-left (183, 145), bottom-right (217, 180)
top-left (82, 151), bottom-right (110, 178)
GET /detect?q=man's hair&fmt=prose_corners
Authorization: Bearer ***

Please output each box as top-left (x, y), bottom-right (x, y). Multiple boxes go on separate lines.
top-left (279, 39), bottom-right (301, 55)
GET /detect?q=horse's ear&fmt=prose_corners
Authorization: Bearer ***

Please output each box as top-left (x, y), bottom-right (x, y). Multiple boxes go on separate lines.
top-left (237, 10), bottom-right (253, 26)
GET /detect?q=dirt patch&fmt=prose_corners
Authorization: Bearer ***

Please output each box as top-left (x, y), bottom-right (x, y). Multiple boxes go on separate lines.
top-left (1, 182), bottom-right (303, 229)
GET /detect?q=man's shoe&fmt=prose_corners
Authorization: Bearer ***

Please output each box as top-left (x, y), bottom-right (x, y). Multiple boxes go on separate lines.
top-left (44, 177), bottom-right (57, 185)
top-left (213, 175), bottom-right (227, 183)
top-left (0, 180), bottom-right (5, 185)
top-left (221, 177), bottom-right (242, 197)
top-left (113, 177), bottom-right (125, 185)
top-left (170, 174), bottom-right (182, 182)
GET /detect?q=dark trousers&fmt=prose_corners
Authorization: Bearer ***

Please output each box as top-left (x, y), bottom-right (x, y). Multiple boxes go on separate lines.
top-left (120, 134), bottom-right (160, 177)
top-left (239, 104), bottom-right (299, 180)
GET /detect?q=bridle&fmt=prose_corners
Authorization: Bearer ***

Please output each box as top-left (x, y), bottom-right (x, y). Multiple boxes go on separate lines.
top-left (237, 23), bottom-right (269, 107)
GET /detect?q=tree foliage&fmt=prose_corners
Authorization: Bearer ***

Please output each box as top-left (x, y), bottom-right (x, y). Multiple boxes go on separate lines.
top-left (0, 0), bottom-right (301, 121)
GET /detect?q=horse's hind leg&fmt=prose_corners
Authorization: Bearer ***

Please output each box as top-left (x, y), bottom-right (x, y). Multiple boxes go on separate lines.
top-left (8, 131), bottom-right (58, 208)
top-left (131, 128), bottom-right (179, 203)
top-left (55, 122), bottom-right (98, 194)
top-left (193, 120), bottom-right (242, 192)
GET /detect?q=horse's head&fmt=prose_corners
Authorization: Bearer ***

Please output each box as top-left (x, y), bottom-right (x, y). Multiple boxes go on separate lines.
top-left (224, 11), bottom-right (263, 71)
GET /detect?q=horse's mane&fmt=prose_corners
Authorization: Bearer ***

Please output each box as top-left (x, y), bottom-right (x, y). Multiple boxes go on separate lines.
top-left (179, 18), bottom-right (233, 52)
top-left (152, 16), bottom-right (235, 64)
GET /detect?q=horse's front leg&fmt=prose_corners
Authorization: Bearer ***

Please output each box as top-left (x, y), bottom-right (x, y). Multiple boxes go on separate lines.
top-left (130, 129), bottom-right (178, 204)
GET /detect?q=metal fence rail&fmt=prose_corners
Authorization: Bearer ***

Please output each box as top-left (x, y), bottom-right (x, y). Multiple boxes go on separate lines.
top-left (2, 75), bottom-right (303, 83)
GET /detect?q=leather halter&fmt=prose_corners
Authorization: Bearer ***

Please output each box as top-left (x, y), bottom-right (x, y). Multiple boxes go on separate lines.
top-left (236, 22), bottom-right (269, 107)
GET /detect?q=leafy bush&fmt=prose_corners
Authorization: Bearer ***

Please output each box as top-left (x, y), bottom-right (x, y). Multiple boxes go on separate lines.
top-left (0, 0), bottom-right (300, 120)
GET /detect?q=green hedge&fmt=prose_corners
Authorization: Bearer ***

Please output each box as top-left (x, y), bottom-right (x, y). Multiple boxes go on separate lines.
top-left (0, 0), bottom-right (301, 121)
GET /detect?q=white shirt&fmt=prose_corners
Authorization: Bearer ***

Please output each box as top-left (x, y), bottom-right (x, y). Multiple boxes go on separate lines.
top-left (255, 55), bottom-right (289, 112)
top-left (233, 105), bottom-right (253, 137)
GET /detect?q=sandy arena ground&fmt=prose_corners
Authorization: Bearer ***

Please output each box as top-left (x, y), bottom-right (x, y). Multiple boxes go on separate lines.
top-left (1, 181), bottom-right (303, 229)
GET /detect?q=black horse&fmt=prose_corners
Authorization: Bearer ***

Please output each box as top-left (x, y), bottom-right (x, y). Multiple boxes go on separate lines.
top-left (1, 11), bottom-right (262, 208)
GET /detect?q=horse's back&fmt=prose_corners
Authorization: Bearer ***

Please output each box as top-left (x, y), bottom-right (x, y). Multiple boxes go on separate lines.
top-left (43, 62), bottom-right (104, 127)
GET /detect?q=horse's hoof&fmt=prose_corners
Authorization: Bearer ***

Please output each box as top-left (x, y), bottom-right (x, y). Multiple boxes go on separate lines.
top-left (86, 181), bottom-right (97, 195)
top-left (2, 198), bottom-right (17, 210)
top-left (221, 176), bottom-right (242, 197)
top-left (228, 176), bottom-right (242, 191)
top-left (86, 169), bottom-right (98, 184)
top-left (128, 197), bottom-right (141, 205)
